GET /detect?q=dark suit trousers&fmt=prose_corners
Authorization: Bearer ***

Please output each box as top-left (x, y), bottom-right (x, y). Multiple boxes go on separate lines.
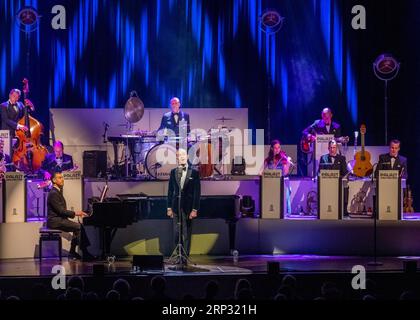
top-left (47, 218), bottom-right (90, 251)
top-left (173, 210), bottom-right (192, 256)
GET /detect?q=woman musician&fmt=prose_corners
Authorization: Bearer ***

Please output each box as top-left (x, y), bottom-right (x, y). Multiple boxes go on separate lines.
top-left (261, 139), bottom-right (293, 175)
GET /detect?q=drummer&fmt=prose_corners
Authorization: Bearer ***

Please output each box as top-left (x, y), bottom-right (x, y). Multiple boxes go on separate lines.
top-left (158, 97), bottom-right (191, 137)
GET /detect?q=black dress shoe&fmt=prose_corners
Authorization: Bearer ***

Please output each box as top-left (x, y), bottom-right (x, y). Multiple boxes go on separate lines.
top-left (68, 252), bottom-right (82, 260)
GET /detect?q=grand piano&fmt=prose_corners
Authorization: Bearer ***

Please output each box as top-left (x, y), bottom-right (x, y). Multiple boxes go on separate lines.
top-left (83, 197), bottom-right (141, 258)
top-left (84, 194), bottom-right (239, 258)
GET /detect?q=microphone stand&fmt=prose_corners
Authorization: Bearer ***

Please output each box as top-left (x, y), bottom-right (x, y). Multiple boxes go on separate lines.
top-left (368, 163), bottom-right (382, 266)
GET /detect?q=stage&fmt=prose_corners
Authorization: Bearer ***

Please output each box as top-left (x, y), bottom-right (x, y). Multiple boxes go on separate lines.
top-left (1, 255), bottom-right (420, 300)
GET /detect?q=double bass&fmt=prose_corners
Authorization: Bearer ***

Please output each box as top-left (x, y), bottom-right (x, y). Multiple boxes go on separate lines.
top-left (12, 78), bottom-right (48, 172)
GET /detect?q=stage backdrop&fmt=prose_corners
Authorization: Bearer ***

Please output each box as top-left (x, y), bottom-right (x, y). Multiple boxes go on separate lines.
top-left (50, 107), bottom-right (297, 175)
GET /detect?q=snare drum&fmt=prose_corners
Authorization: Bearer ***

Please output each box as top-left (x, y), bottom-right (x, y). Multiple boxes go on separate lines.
top-left (145, 143), bottom-right (178, 180)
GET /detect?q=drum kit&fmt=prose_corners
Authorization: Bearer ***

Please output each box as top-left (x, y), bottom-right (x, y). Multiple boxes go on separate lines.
top-left (108, 94), bottom-right (234, 180)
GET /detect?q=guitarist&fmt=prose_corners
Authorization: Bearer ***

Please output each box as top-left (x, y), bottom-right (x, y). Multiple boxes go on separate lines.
top-left (302, 108), bottom-right (343, 142)
top-left (319, 140), bottom-right (348, 177)
top-left (376, 139), bottom-right (407, 179)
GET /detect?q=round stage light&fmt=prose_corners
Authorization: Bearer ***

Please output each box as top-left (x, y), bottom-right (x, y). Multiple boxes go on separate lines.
top-left (259, 9), bottom-right (285, 34)
top-left (373, 54), bottom-right (400, 81)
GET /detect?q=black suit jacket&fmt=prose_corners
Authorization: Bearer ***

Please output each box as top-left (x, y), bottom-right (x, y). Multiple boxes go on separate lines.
top-left (158, 111), bottom-right (191, 136)
top-left (167, 167), bottom-right (201, 215)
top-left (302, 119), bottom-right (342, 138)
top-left (47, 186), bottom-right (76, 227)
top-left (41, 153), bottom-right (74, 175)
top-left (376, 153), bottom-right (408, 179)
top-left (319, 154), bottom-right (348, 177)
top-left (0, 101), bottom-right (25, 136)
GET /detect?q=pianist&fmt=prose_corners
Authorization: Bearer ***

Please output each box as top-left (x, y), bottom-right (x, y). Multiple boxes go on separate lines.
top-left (47, 172), bottom-right (94, 260)
top-left (167, 148), bottom-right (201, 256)
top-left (40, 140), bottom-right (75, 180)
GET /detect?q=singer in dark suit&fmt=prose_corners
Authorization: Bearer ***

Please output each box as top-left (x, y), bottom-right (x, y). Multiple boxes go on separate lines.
top-left (319, 140), bottom-right (348, 177)
top-left (167, 149), bottom-right (201, 256)
top-left (47, 172), bottom-right (93, 260)
top-left (158, 97), bottom-right (191, 136)
top-left (40, 140), bottom-right (74, 179)
top-left (376, 139), bottom-right (408, 179)
top-left (302, 108), bottom-right (342, 139)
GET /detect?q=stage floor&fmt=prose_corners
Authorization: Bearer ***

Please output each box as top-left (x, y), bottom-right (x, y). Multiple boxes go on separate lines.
top-left (1, 255), bottom-right (419, 278)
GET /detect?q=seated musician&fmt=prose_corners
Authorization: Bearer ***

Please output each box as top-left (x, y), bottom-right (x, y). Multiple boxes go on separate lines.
top-left (260, 139), bottom-right (293, 175)
top-left (302, 107), bottom-right (344, 143)
top-left (47, 172), bottom-right (94, 260)
top-left (376, 139), bottom-right (407, 179)
top-left (40, 140), bottom-right (74, 180)
top-left (319, 140), bottom-right (348, 177)
top-left (158, 97), bottom-right (191, 137)
top-left (0, 138), bottom-right (14, 172)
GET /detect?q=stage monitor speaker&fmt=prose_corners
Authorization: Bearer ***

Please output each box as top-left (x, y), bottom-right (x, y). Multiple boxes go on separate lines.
top-left (267, 261), bottom-right (280, 275)
top-left (93, 264), bottom-right (105, 276)
top-left (83, 151), bottom-right (107, 178)
top-left (132, 255), bottom-right (164, 272)
top-left (403, 260), bottom-right (417, 274)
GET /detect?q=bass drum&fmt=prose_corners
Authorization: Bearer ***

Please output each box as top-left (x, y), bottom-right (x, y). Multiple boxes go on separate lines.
top-left (145, 143), bottom-right (178, 180)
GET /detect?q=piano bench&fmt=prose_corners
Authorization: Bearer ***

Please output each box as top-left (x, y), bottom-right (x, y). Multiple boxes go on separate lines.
top-left (39, 228), bottom-right (63, 261)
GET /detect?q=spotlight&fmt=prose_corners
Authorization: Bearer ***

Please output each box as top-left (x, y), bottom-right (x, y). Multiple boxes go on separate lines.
top-left (373, 54), bottom-right (400, 81)
top-left (259, 9), bottom-right (285, 34)
top-left (373, 53), bottom-right (400, 144)
top-left (240, 195), bottom-right (256, 218)
top-left (231, 157), bottom-right (246, 175)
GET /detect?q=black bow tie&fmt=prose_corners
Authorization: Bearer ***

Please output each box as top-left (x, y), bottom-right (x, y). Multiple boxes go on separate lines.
top-left (390, 156), bottom-right (397, 159)
top-left (179, 166), bottom-right (187, 171)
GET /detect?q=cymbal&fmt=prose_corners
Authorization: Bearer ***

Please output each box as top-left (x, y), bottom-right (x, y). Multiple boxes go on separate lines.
top-left (216, 117), bottom-right (233, 121)
top-left (124, 97), bottom-right (144, 123)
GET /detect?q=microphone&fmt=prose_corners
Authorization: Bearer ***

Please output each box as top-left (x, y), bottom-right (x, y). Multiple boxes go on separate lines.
top-left (371, 163), bottom-right (378, 182)
top-left (400, 166), bottom-right (405, 179)
top-left (130, 91), bottom-right (138, 98)
top-left (102, 122), bottom-right (109, 143)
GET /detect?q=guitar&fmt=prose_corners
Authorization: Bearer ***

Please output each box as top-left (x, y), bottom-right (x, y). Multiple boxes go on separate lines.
top-left (352, 124), bottom-right (373, 177)
top-left (300, 135), bottom-right (349, 153)
top-left (403, 185), bottom-right (415, 213)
